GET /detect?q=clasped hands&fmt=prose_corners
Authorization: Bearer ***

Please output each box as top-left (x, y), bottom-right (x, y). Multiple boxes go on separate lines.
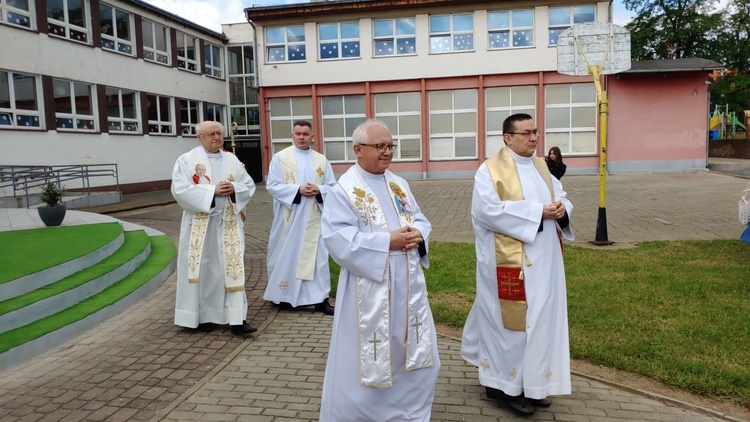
top-left (389, 226), bottom-right (422, 252)
top-left (542, 200), bottom-right (566, 220)
top-left (299, 183), bottom-right (320, 197)
top-left (214, 181), bottom-right (235, 196)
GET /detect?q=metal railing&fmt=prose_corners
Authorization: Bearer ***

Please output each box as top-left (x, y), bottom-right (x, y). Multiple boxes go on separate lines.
top-left (0, 164), bottom-right (120, 208)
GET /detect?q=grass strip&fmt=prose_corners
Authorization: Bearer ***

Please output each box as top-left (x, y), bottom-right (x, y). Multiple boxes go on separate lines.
top-left (0, 231), bottom-right (150, 316)
top-left (0, 222), bottom-right (123, 284)
top-left (0, 235), bottom-right (176, 355)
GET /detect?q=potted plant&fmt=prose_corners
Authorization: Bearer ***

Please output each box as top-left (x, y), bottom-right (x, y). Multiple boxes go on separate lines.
top-left (38, 181), bottom-right (66, 226)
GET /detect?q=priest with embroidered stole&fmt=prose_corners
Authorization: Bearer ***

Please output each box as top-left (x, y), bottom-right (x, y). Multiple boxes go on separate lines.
top-left (462, 113), bottom-right (574, 416)
top-left (263, 120), bottom-right (337, 315)
top-left (319, 119), bottom-right (440, 421)
top-left (171, 121), bottom-right (258, 335)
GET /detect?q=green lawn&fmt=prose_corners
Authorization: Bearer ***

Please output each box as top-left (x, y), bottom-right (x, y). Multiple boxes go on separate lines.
top-left (0, 222), bottom-right (123, 284)
top-left (329, 240), bottom-right (750, 409)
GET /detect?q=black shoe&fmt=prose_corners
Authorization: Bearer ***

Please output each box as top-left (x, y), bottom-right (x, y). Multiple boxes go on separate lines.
top-left (506, 395), bottom-right (535, 415)
top-left (197, 323), bottom-right (214, 332)
top-left (527, 396), bottom-right (551, 408)
top-left (230, 321), bottom-right (257, 335)
top-left (274, 301), bottom-right (294, 310)
top-left (314, 298), bottom-right (335, 315)
top-left (485, 386), bottom-right (504, 400)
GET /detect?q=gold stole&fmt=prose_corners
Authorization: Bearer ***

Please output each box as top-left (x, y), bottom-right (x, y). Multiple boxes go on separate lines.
top-left (485, 148), bottom-right (553, 331)
top-left (338, 167), bottom-right (434, 387)
top-left (185, 148), bottom-right (245, 292)
top-left (277, 147), bottom-right (326, 281)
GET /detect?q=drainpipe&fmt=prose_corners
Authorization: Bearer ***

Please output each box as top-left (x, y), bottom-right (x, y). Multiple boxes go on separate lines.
top-left (246, 14), bottom-right (265, 181)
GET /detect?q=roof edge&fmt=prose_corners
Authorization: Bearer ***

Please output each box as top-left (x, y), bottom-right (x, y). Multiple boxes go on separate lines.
top-left (126, 0), bottom-right (228, 42)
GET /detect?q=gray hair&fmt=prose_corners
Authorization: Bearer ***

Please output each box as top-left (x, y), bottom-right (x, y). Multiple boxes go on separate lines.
top-left (352, 119), bottom-right (389, 145)
top-left (195, 121), bottom-right (226, 136)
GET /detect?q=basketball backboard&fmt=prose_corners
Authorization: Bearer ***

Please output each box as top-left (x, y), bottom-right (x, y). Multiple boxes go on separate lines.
top-left (557, 22), bottom-right (631, 76)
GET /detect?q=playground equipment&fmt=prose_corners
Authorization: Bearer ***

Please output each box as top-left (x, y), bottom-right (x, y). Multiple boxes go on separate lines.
top-left (710, 105), bottom-right (747, 139)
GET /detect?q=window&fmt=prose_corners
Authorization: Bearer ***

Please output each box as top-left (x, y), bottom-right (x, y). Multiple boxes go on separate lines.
top-left (0, 70), bottom-right (41, 128)
top-left (545, 83), bottom-right (596, 155)
top-left (176, 31), bottom-right (199, 72)
top-left (485, 86), bottom-right (536, 157)
top-left (374, 92), bottom-right (421, 160)
top-left (488, 9), bottom-right (533, 49)
top-left (429, 89), bottom-right (477, 159)
top-left (318, 22), bottom-right (360, 60)
top-left (179, 99), bottom-right (201, 135)
top-left (99, 3), bottom-right (133, 55)
top-left (204, 43), bottom-right (223, 77)
top-left (266, 25), bottom-right (306, 63)
top-left (1, 0), bottom-right (34, 29)
top-left (549, 5), bottom-right (595, 45)
top-left (228, 45), bottom-right (259, 136)
top-left (206, 103), bottom-right (224, 127)
top-left (53, 79), bottom-right (95, 131)
top-left (373, 18), bottom-right (416, 57)
top-left (105, 87), bottom-right (138, 133)
top-left (269, 97), bottom-right (312, 153)
top-left (429, 13), bottom-right (473, 54)
top-left (47, 0), bottom-right (89, 43)
top-left (146, 93), bottom-right (173, 134)
top-left (321, 95), bottom-right (366, 162)
top-left (142, 20), bottom-right (170, 65)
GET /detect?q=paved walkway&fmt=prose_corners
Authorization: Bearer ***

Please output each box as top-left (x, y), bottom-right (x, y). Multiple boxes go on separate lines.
top-left (1, 169), bottom-right (749, 421)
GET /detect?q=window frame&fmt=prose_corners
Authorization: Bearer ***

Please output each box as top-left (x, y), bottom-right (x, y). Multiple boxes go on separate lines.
top-left (265, 25), bottom-right (307, 63)
top-left (429, 13), bottom-right (475, 54)
top-left (179, 99), bottom-right (202, 135)
top-left (228, 45), bottom-right (259, 136)
top-left (47, 0), bottom-right (90, 44)
top-left (0, 70), bottom-right (43, 129)
top-left (146, 93), bottom-right (174, 135)
top-left (548, 5), bottom-right (596, 46)
top-left (428, 89), bottom-right (478, 160)
top-left (204, 42), bottom-right (223, 78)
top-left (268, 97), bottom-right (313, 154)
top-left (53, 78), bottom-right (96, 132)
top-left (1, 0), bottom-right (35, 29)
top-left (206, 102), bottom-right (225, 128)
top-left (176, 31), bottom-right (200, 72)
top-left (321, 95), bottom-right (366, 163)
top-left (374, 92), bottom-right (422, 161)
top-left (318, 21), bottom-right (360, 61)
top-left (99, 3), bottom-right (134, 56)
top-left (487, 9), bottom-right (534, 50)
top-left (105, 86), bottom-right (139, 133)
top-left (544, 83), bottom-right (597, 155)
top-left (142, 19), bottom-right (171, 65)
top-left (373, 18), bottom-right (416, 57)
top-left (484, 86), bottom-right (537, 158)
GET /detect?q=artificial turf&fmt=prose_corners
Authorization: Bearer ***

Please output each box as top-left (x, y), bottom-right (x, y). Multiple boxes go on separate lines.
top-left (0, 235), bottom-right (176, 355)
top-left (0, 222), bottom-right (123, 284)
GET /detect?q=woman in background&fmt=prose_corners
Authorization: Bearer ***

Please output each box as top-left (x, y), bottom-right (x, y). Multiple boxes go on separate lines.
top-left (546, 146), bottom-right (567, 180)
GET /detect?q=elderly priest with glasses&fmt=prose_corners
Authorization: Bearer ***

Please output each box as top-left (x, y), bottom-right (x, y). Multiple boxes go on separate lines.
top-left (462, 113), bottom-right (574, 416)
top-left (319, 119), bottom-right (440, 421)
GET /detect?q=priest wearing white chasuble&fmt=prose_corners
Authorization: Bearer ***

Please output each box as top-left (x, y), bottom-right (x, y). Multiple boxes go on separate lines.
top-left (264, 120), bottom-right (337, 314)
top-left (171, 121), bottom-right (258, 335)
top-left (320, 120), bottom-right (440, 421)
top-left (462, 114), bottom-right (574, 416)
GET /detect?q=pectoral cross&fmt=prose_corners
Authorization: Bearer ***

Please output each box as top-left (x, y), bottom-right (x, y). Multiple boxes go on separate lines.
top-left (369, 332), bottom-right (381, 361)
top-left (411, 316), bottom-right (422, 344)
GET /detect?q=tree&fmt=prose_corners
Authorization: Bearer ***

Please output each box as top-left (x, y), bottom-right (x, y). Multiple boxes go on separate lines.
top-left (623, 0), bottom-right (723, 61)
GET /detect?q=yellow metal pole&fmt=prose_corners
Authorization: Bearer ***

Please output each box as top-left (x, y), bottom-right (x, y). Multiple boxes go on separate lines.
top-left (590, 66), bottom-right (613, 245)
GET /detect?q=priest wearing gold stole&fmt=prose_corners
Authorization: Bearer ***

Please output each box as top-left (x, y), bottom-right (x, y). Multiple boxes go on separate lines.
top-left (171, 121), bottom-right (258, 335)
top-left (263, 120), bottom-right (337, 314)
top-left (319, 120), bottom-right (440, 421)
top-left (462, 114), bottom-right (574, 415)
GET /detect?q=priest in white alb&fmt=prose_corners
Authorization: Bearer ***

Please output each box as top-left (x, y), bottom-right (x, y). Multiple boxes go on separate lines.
top-left (171, 121), bottom-right (258, 335)
top-left (264, 120), bottom-right (336, 315)
top-left (462, 114), bottom-right (574, 416)
top-left (320, 120), bottom-right (440, 421)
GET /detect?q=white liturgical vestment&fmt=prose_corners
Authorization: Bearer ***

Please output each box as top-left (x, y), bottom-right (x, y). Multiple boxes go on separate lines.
top-left (462, 146), bottom-right (574, 400)
top-left (319, 164), bottom-right (440, 422)
top-left (171, 146), bottom-right (256, 328)
top-left (264, 145), bottom-right (336, 307)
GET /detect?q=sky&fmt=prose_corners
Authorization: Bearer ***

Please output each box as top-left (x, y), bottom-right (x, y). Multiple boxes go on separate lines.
top-left (144, 0), bottom-right (639, 33)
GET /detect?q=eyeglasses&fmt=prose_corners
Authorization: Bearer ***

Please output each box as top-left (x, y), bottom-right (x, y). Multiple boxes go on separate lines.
top-left (358, 143), bottom-right (395, 153)
top-left (506, 130), bottom-right (541, 138)
top-left (201, 131), bottom-right (223, 138)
